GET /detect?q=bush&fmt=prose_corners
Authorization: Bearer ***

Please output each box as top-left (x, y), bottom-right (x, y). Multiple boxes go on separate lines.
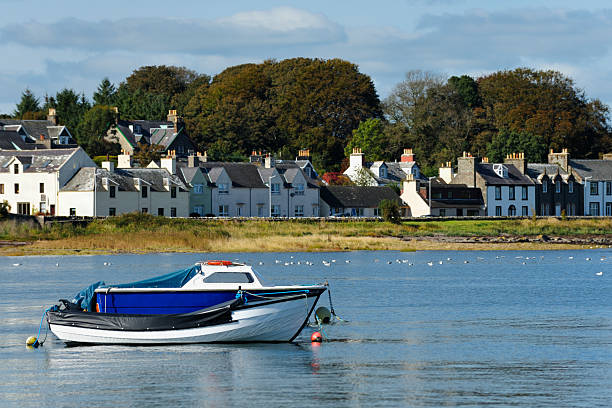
top-left (0, 200), bottom-right (10, 217)
top-left (379, 199), bottom-right (401, 224)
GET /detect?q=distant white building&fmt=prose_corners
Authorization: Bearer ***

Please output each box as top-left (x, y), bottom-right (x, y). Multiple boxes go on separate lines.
top-left (0, 147), bottom-right (95, 215)
top-left (343, 148), bottom-right (423, 186)
top-left (58, 154), bottom-right (190, 217)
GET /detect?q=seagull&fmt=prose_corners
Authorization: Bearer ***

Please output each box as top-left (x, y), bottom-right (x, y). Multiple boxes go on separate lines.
top-left (569, 256), bottom-right (574, 260)
top-left (586, 258), bottom-right (592, 261)
top-left (345, 260), bottom-right (350, 263)
top-left (427, 262), bottom-right (434, 266)
top-left (464, 260), bottom-right (469, 264)
top-left (438, 261), bottom-right (443, 265)
top-left (387, 261), bottom-right (392, 264)
top-left (55, 262), bottom-right (60, 267)
top-left (12, 263), bottom-right (21, 266)
top-left (596, 271), bottom-right (603, 276)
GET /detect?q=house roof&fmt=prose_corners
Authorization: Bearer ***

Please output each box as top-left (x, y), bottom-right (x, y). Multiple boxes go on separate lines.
top-left (61, 166), bottom-right (189, 192)
top-left (569, 159), bottom-right (612, 181)
top-left (0, 130), bottom-right (31, 150)
top-left (199, 162), bottom-right (268, 188)
top-left (178, 166), bottom-right (204, 185)
top-left (526, 163), bottom-right (571, 183)
top-left (0, 148), bottom-right (80, 173)
top-left (0, 119), bottom-right (73, 142)
top-left (320, 186), bottom-right (400, 208)
top-left (477, 163), bottom-right (534, 185)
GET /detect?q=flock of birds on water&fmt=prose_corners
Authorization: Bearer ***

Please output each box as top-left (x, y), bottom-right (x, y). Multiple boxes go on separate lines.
top-left (9, 254), bottom-right (608, 276)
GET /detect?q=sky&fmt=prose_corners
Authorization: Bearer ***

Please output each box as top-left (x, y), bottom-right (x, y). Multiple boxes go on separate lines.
top-left (1, 0), bottom-right (612, 115)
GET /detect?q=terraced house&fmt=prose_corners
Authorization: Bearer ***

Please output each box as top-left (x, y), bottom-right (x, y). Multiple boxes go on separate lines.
top-left (0, 109), bottom-right (78, 150)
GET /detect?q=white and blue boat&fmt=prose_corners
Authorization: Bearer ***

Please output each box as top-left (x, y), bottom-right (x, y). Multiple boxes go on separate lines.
top-left (47, 261), bottom-right (326, 345)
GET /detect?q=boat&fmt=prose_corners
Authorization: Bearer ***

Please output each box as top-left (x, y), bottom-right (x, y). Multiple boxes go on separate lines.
top-left (46, 261), bottom-right (327, 345)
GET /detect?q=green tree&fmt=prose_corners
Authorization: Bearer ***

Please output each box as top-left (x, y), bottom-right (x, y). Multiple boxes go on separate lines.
top-left (93, 78), bottom-right (117, 106)
top-left (379, 199), bottom-right (401, 224)
top-left (13, 89), bottom-right (41, 118)
top-left (133, 142), bottom-right (165, 167)
top-left (114, 86), bottom-right (171, 121)
top-left (486, 129), bottom-right (547, 163)
top-left (448, 75), bottom-right (481, 108)
top-left (125, 65), bottom-right (200, 96)
top-left (55, 88), bottom-right (90, 132)
top-left (77, 105), bottom-right (120, 156)
top-left (344, 118), bottom-right (388, 161)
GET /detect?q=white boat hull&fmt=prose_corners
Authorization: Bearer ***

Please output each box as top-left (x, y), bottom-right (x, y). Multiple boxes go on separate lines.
top-left (49, 294), bottom-right (319, 345)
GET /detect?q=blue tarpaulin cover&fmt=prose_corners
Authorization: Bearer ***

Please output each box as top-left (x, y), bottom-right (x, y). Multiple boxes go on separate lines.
top-left (73, 265), bottom-right (201, 311)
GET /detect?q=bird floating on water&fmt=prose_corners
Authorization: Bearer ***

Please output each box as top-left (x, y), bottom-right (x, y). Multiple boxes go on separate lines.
top-left (427, 262), bottom-right (434, 266)
top-left (596, 271), bottom-right (603, 276)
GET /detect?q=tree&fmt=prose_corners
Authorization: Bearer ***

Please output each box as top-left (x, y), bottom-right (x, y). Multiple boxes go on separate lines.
top-left (133, 142), bottom-right (165, 167)
top-left (448, 75), bottom-right (481, 108)
top-left (77, 105), bottom-right (120, 156)
top-left (379, 199), bottom-right (401, 224)
top-left (125, 65), bottom-right (201, 96)
top-left (486, 129), bottom-right (547, 163)
top-left (344, 118), bottom-right (388, 161)
top-left (13, 89), bottom-right (41, 118)
top-left (55, 88), bottom-right (90, 132)
top-left (114, 86), bottom-right (171, 121)
top-left (93, 78), bottom-right (117, 106)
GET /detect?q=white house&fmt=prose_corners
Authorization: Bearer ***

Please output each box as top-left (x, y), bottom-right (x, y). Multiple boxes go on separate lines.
top-left (58, 155), bottom-right (190, 217)
top-left (566, 154), bottom-right (612, 216)
top-left (0, 147), bottom-right (95, 215)
top-left (343, 148), bottom-right (423, 186)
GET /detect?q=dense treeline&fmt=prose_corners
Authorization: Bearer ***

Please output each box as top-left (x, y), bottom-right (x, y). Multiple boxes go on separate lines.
top-left (7, 61), bottom-right (612, 174)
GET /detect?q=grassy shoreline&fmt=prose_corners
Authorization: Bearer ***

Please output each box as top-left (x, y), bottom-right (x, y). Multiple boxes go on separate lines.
top-left (1, 214), bottom-right (611, 256)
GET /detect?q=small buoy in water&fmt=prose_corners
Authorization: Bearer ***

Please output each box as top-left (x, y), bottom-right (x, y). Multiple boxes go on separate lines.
top-left (26, 336), bottom-right (38, 348)
top-left (315, 306), bottom-right (331, 324)
top-left (311, 331), bottom-right (322, 342)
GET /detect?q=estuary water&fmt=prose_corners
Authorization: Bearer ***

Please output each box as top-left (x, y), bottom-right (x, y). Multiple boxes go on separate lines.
top-left (1, 250), bottom-right (610, 408)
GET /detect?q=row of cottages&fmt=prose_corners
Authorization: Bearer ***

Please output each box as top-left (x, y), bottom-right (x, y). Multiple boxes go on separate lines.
top-left (105, 109), bottom-right (197, 158)
top-left (0, 109), bottom-right (78, 150)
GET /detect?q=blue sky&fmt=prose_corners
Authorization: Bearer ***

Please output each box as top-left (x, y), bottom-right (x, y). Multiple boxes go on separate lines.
top-left (1, 0), bottom-right (612, 115)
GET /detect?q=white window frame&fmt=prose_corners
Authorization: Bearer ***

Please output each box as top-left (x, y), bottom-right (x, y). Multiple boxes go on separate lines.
top-left (271, 204), bottom-right (281, 217)
top-left (294, 183), bottom-right (304, 196)
top-left (218, 183), bottom-right (229, 194)
top-left (271, 183), bottom-right (280, 195)
top-left (294, 205), bottom-right (304, 217)
top-left (193, 184), bottom-right (204, 194)
top-left (219, 205), bottom-right (229, 216)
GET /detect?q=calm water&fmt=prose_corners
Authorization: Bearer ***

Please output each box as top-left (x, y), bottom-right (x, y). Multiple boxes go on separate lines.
top-left (1, 250), bottom-right (611, 407)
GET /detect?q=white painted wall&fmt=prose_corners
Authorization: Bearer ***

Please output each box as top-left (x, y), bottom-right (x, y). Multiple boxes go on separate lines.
top-left (400, 179), bottom-right (430, 217)
top-left (485, 185), bottom-right (535, 216)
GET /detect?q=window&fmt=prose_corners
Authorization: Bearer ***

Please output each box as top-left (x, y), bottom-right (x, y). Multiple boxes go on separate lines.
top-left (606, 181), bottom-right (612, 196)
top-left (294, 183), bottom-right (305, 196)
top-left (141, 186), bottom-right (148, 198)
top-left (522, 206), bottom-right (528, 216)
top-left (313, 206), bottom-right (319, 217)
top-left (522, 186), bottom-right (528, 200)
top-left (141, 208), bottom-right (148, 214)
top-left (555, 180), bottom-right (561, 193)
top-left (257, 206), bottom-right (264, 217)
top-left (193, 184), bottom-right (204, 194)
top-left (39, 183), bottom-right (44, 193)
top-left (467, 210), bottom-right (479, 216)
top-left (379, 167), bottom-right (387, 178)
top-left (109, 208), bottom-right (116, 216)
top-left (589, 202), bottom-right (600, 216)
top-left (545, 204), bottom-right (550, 215)
top-left (568, 181), bottom-right (574, 193)
top-left (271, 205), bottom-right (280, 217)
top-left (0, 184), bottom-right (3, 194)
top-left (13, 164), bottom-right (18, 174)
top-left (69, 207), bottom-right (76, 216)
top-left (17, 202), bottom-right (30, 215)
top-left (218, 183), bottom-right (229, 194)
top-left (219, 205), bottom-right (229, 216)
top-left (204, 272), bottom-right (254, 284)
top-left (374, 208), bottom-right (381, 216)
top-left (14, 183), bottom-right (19, 194)
top-left (555, 203), bottom-right (561, 216)
top-left (237, 206), bottom-right (242, 216)
top-left (158, 208), bottom-right (164, 216)
top-left (542, 180), bottom-right (547, 193)
top-left (590, 181), bottom-right (598, 195)
top-left (40, 202), bottom-right (46, 213)
top-left (495, 206), bottom-right (502, 216)
top-left (170, 207), bottom-right (176, 217)
top-left (439, 209), bottom-right (446, 217)
top-left (495, 186), bottom-right (501, 200)
top-left (193, 206), bottom-right (203, 216)
top-left (509, 186), bottom-right (515, 200)
top-left (271, 183), bottom-right (280, 195)
top-left (171, 186), bottom-right (177, 198)
top-left (110, 185), bottom-right (116, 198)
top-left (294, 205), bottom-right (304, 217)
top-left (606, 202), bottom-right (612, 216)
top-left (508, 205), bottom-right (516, 216)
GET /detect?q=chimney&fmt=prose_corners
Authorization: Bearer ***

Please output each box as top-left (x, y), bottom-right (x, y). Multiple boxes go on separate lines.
top-left (102, 161), bottom-right (115, 172)
top-left (349, 147), bottom-right (365, 170)
top-left (548, 148), bottom-right (569, 172)
top-left (111, 106), bottom-right (119, 124)
top-left (264, 153), bottom-right (275, 169)
top-left (250, 150), bottom-right (263, 164)
top-left (188, 153), bottom-right (199, 168)
top-left (504, 152), bottom-right (527, 174)
top-left (438, 161), bottom-right (453, 184)
top-left (297, 148), bottom-right (311, 161)
top-left (47, 108), bottom-right (58, 125)
top-left (167, 110), bottom-right (181, 133)
top-left (401, 148), bottom-right (415, 163)
top-left (161, 155), bottom-right (177, 175)
top-left (457, 152), bottom-right (477, 187)
top-left (117, 150), bottom-right (132, 169)
top-left (202, 151), bottom-right (208, 163)
top-left (603, 153), bottom-right (612, 161)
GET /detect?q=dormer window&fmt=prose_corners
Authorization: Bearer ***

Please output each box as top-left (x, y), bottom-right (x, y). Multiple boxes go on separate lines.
top-left (493, 164), bottom-right (508, 178)
top-left (379, 167), bottom-right (387, 178)
top-left (13, 164), bottom-right (19, 174)
top-left (133, 124), bottom-right (142, 135)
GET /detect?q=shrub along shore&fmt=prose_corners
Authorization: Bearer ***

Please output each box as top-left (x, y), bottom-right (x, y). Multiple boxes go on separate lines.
top-left (0, 213), bottom-right (610, 256)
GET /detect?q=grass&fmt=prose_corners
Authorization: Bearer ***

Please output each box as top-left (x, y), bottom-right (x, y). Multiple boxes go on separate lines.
top-left (0, 213), bottom-right (610, 256)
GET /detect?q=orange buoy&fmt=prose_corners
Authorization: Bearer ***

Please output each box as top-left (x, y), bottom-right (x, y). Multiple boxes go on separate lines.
top-left (311, 331), bottom-right (322, 343)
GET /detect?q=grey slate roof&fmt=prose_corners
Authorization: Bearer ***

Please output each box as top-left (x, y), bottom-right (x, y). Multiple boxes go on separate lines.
top-left (0, 120), bottom-right (73, 141)
top-left (178, 166), bottom-right (204, 185)
top-left (477, 163), bottom-right (534, 186)
top-left (526, 163), bottom-right (571, 182)
top-left (0, 130), bottom-right (31, 150)
top-left (116, 120), bottom-right (180, 149)
top-left (200, 162), bottom-right (268, 188)
top-left (61, 167), bottom-right (189, 192)
top-left (320, 186), bottom-right (400, 208)
top-left (0, 148), bottom-right (79, 172)
top-left (569, 159), bottom-right (612, 181)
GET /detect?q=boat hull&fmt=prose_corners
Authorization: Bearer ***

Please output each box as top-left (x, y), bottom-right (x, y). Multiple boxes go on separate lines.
top-left (49, 293), bottom-right (322, 345)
